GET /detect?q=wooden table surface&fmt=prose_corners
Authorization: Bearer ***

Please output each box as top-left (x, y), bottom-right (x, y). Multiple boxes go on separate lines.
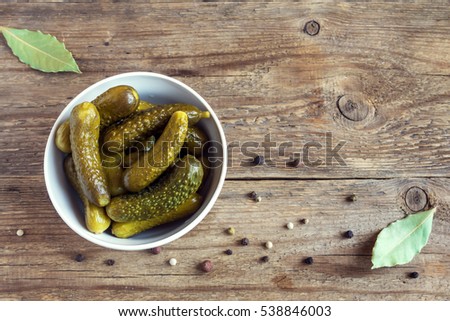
top-left (1, 1), bottom-right (449, 301)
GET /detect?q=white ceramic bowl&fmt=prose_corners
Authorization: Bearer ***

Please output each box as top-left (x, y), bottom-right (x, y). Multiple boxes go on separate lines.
top-left (44, 72), bottom-right (227, 250)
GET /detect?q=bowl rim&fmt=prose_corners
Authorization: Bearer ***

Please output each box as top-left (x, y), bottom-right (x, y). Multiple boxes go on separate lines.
top-left (44, 71), bottom-right (228, 250)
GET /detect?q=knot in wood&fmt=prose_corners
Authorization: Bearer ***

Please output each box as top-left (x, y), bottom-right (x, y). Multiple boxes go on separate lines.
top-left (337, 95), bottom-right (369, 121)
top-left (304, 20), bottom-right (320, 36)
top-left (405, 187), bottom-right (428, 212)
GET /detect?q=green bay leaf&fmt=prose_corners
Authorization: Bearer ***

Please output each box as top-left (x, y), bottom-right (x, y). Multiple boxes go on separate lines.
top-left (0, 26), bottom-right (80, 73)
top-left (371, 208), bottom-right (436, 269)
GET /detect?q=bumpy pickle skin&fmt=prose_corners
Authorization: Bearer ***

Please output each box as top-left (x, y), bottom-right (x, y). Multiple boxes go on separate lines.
top-left (103, 103), bottom-right (210, 153)
top-left (101, 152), bottom-right (126, 196)
top-left (185, 126), bottom-right (208, 156)
top-left (123, 111), bottom-right (188, 192)
top-left (106, 155), bottom-right (203, 222)
top-left (123, 135), bottom-right (156, 168)
top-left (70, 102), bottom-right (110, 207)
top-left (112, 193), bottom-right (203, 238)
top-left (197, 155), bottom-right (212, 195)
top-left (92, 85), bottom-right (140, 129)
top-left (64, 155), bottom-right (111, 234)
top-left (54, 85), bottom-right (139, 153)
top-left (55, 120), bottom-right (72, 153)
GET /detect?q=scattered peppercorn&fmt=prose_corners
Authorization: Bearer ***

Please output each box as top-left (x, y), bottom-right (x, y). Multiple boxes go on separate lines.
top-left (286, 222), bottom-right (294, 230)
top-left (16, 229), bottom-right (24, 236)
top-left (227, 227), bottom-right (235, 235)
top-left (289, 158), bottom-right (301, 167)
top-left (348, 194), bottom-right (357, 202)
top-left (169, 258), bottom-right (177, 266)
top-left (104, 41), bottom-right (110, 46)
top-left (105, 259), bottom-right (115, 266)
top-left (409, 271), bottom-right (419, 279)
top-left (265, 241), bottom-right (273, 249)
top-left (150, 247), bottom-right (162, 254)
top-left (75, 254), bottom-right (85, 262)
top-left (200, 260), bottom-right (213, 272)
top-left (343, 230), bottom-right (354, 239)
top-left (224, 249), bottom-right (233, 255)
top-left (304, 257), bottom-right (314, 265)
top-left (253, 155), bottom-right (265, 165)
top-left (261, 256), bottom-right (270, 263)
top-left (248, 191), bottom-right (262, 202)
top-left (241, 238), bottom-right (249, 246)
top-left (300, 218), bottom-right (309, 224)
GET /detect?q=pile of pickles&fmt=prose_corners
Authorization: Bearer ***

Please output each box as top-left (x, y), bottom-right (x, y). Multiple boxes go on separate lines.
top-left (55, 85), bottom-right (211, 238)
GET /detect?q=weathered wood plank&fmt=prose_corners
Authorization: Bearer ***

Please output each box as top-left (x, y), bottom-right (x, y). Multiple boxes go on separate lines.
top-left (1, 176), bottom-right (448, 300)
top-left (0, 2), bottom-right (449, 178)
top-left (1, 1), bottom-right (449, 302)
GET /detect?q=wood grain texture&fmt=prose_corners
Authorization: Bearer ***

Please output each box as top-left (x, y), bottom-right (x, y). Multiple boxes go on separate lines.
top-left (1, 176), bottom-right (449, 300)
top-left (0, 1), bottom-right (449, 300)
top-left (1, 2), bottom-right (449, 179)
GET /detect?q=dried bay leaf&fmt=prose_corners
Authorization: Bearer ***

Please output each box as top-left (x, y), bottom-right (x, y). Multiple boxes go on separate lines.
top-left (0, 26), bottom-right (80, 73)
top-left (371, 208), bottom-right (436, 269)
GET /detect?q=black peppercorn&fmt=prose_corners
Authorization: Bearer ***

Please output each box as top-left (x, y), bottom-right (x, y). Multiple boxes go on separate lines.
top-left (224, 249), bottom-right (233, 255)
top-left (75, 254), bottom-right (85, 262)
top-left (300, 218), bottom-right (309, 224)
top-left (304, 257), bottom-right (314, 265)
top-left (241, 238), bottom-right (250, 246)
top-left (105, 259), bottom-right (115, 266)
top-left (344, 230), bottom-right (354, 239)
top-left (253, 155), bottom-right (265, 165)
top-left (409, 271), bottom-right (419, 279)
top-left (348, 194), bottom-right (357, 202)
top-left (248, 191), bottom-right (257, 199)
top-left (261, 256), bottom-right (269, 263)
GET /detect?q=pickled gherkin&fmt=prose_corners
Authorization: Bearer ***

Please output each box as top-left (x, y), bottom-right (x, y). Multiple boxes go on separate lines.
top-left (106, 155), bottom-right (203, 222)
top-left (112, 193), bottom-right (203, 238)
top-left (123, 135), bottom-right (156, 168)
top-left (123, 111), bottom-right (188, 192)
top-left (55, 120), bottom-right (71, 153)
top-left (185, 126), bottom-right (208, 156)
top-left (64, 155), bottom-right (111, 234)
top-left (101, 152), bottom-right (126, 196)
top-left (92, 85), bottom-right (140, 129)
top-left (102, 104), bottom-right (210, 153)
top-left (54, 85), bottom-right (139, 153)
top-left (70, 102), bottom-right (110, 207)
